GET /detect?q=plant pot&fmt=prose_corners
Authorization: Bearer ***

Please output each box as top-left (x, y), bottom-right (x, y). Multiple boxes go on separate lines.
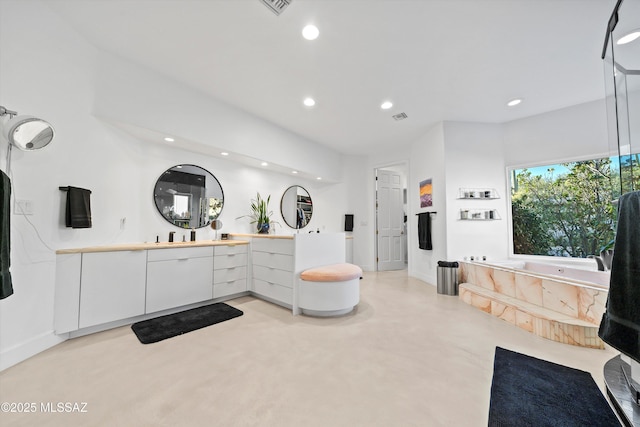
top-left (257, 223), bottom-right (270, 234)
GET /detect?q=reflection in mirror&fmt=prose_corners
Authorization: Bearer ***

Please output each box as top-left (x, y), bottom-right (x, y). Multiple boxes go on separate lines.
top-left (5, 117), bottom-right (55, 150)
top-left (154, 164), bottom-right (224, 229)
top-left (281, 186), bottom-right (312, 229)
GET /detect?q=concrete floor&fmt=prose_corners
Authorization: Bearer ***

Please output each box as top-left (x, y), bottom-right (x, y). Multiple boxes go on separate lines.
top-left (0, 270), bottom-right (619, 426)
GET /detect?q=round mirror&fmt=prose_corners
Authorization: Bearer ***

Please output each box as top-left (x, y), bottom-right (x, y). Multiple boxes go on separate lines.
top-left (153, 164), bottom-right (224, 229)
top-left (5, 116), bottom-right (55, 151)
top-left (280, 185), bottom-right (312, 229)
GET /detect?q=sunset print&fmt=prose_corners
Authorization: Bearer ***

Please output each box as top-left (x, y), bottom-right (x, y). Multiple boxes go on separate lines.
top-left (420, 178), bottom-right (432, 208)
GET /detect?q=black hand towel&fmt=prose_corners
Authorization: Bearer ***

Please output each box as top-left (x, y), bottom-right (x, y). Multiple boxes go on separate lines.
top-left (1, 170), bottom-right (13, 299)
top-left (65, 186), bottom-right (92, 228)
top-left (418, 212), bottom-right (433, 250)
top-left (598, 190), bottom-right (640, 362)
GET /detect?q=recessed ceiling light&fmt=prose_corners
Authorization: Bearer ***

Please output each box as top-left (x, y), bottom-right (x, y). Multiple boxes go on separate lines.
top-left (316, 177), bottom-right (322, 180)
top-left (292, 170), bottom-right (298, 174)
top-left (261, 162), bottom-right (268, 167)
top-left (381, 101), bottom-right (393, 110)
top-left (303, 97), bottom-right (316, 107)
top-left (302, 25), bottom-right (319, 41)
top-left (617, 30), bottom-right (640, 45)
top-left (164, 137), bottom-right (175, 142)
top-left (221, 152), bottom-right (229, 156)
top-left (507, 99), bottom-right (522, 107)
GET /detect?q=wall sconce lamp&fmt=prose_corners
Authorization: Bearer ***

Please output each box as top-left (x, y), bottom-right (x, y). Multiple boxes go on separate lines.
top-left (0, 105), bottom-right (55, 151)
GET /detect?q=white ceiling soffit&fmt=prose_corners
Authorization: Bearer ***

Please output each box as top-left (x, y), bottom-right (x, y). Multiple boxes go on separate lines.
top-left (44, 0), bottom-right (616, 156)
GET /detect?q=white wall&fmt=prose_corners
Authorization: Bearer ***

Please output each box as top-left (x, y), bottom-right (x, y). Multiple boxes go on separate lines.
top-left (400, 106), bottom-right (610, 286)
top-left (442, 122), bottom-right (509, 263)
top-left (503, 99), bottom-right (610, 167)
top-left (339, 155), bottom-right (375, 271)
top-left (0, 1), bottom-right (347, 370)
top-left (406, 124), bottom-right (447, 285)
top-left (92, 50), bottom-right (345, 184)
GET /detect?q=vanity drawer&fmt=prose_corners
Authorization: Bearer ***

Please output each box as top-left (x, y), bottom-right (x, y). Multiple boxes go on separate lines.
top-left (213, 279), bottom-right (247, 298)
top-left (147, 246), bottom-right (213, 262)
top-left (214, 244), bottom-right (248, 256)
top-left (252, 238), bottom-right (294, 255)
top-left (252, 251), bottom-right (293, 271)
top-left (253, 265), bottom-right (293, 288)
top-left (214, 253), bottom-right (248, 269)
top-left (253, 279), bottom-right (292, 305)
top-left (213, 266), bottom-right (247, 284)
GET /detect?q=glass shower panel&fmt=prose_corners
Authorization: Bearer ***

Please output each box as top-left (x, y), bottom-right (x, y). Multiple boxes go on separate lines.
top-left (605, 0), bottom-right (640, 195)
top-left (602, 0), bottom-right (640, 412)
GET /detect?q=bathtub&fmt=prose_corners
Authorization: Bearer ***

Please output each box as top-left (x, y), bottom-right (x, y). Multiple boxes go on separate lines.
top-left (458, 260), bottom-right (609, 348)
top-left (485, 260), bottom-right (610, 289)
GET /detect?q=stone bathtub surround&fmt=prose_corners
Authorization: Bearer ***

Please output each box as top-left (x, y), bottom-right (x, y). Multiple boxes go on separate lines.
top-left (458, 261), bottom-right (608, 349)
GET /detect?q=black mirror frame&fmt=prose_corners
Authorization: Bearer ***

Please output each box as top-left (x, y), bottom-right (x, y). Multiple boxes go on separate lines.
top-left (280, 185), bottom-right (312, 229)
top-left (153, 164), bottom-right (224, 229)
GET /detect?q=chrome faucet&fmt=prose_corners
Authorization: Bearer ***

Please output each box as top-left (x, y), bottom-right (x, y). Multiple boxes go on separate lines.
top-left (168, 231), bottom-right (175, 242)
top-left (588, 249), bottom-right (614, 271)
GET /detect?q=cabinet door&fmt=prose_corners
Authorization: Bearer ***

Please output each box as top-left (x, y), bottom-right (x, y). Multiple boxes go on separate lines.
top-left (146, 256), bottom-right (213, 313)
top-left (79, 251), bottom-right (147, 329)
top-left (54, 253), bottom-right (82, 333)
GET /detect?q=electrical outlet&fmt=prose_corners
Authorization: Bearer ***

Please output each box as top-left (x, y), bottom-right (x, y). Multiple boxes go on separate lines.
top-left (15, 199), bottom-right (34, 215)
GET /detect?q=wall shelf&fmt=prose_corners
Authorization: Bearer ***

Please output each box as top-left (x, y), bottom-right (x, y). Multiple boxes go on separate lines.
top-left (458, 188), bottom-right (500, 200)
top-left (460, 209), bottom-right (500, 220)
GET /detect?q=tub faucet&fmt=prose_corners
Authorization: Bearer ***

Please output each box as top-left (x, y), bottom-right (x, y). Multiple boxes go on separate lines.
top-left (168, 231), bottom-right (175, 242)
top-left (588, 249), bottom-right (614, 271)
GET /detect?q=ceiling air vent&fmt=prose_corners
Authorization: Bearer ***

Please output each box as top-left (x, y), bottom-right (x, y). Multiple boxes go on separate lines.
top-left (392, 112), bottom-right (408, 121)
top-left (260, 0), bottom-right (292, 16)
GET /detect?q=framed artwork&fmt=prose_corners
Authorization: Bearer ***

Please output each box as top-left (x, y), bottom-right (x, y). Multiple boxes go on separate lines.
top-left (420, 178), bottom-right (432, 208)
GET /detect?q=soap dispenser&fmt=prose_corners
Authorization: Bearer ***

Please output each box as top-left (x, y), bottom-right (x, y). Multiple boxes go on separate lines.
top-left (168, 231), bottom-right (175, 242)
top-left (190, 228), bottom-right (196, 242)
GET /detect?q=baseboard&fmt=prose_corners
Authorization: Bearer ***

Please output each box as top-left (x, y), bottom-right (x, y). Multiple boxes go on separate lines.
top-left (410, 270), bottom-right (436, 287)
top-left (0, 331), bottom-right (67, 371)
top-left (359, 264), bottom-right (375, 272)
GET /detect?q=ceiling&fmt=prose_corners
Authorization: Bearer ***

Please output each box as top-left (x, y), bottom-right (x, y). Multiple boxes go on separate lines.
top-left (45, 0), bottom-right (619, 156)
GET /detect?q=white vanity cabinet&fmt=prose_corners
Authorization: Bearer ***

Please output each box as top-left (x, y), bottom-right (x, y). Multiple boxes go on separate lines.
top-left (78, 250), bottom-right (147, 329)
top-left (54, 241), bottom-right (249, 335)
top-left (146, 246), bottom-right (214, 313)
top-left (213, 244), bottom-right (248, 298)
top-left (251, 238), bottom-right (294, 307)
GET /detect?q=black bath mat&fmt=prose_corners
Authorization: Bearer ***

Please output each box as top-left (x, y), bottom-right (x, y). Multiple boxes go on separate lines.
top-left (131, 302), bottom-right (243, 344)
top-left (488, 347), bottom-right (620, 427)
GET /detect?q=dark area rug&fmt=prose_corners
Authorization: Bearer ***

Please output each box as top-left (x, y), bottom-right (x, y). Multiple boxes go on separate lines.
top-left (131, 302), bottom-right (243, 344)
top-left (488, 347), bottom-right (620, 427)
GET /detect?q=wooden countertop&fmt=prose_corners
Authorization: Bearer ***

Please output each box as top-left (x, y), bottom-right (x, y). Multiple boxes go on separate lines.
top-left (229, 233), bottom-right (353, 239)
top-left (229, 233), bottom-right (294, 240)
top-left (56, 240), bottom-right (249, 255)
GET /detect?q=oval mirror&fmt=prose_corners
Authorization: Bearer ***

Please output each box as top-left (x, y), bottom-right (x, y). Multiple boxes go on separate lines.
top-left (153, 164), bottom-right (224, 229)
top-left (280, 185), bottom-right (312, 229)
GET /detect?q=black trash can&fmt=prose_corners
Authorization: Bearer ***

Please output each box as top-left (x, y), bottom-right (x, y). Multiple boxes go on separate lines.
top-left (437, 261), bottom-right (459, 295)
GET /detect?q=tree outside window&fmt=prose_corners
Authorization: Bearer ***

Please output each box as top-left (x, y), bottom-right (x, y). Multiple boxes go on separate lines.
top-left (510, 156), bottom-right (629, 258)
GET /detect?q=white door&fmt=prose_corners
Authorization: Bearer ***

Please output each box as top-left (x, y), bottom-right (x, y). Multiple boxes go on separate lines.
top-left (377, 169), bottom-right (406, 271)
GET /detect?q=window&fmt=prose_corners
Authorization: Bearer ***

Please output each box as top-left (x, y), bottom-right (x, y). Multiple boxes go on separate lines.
top-left (510, 156), bottom-right (624, 258)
